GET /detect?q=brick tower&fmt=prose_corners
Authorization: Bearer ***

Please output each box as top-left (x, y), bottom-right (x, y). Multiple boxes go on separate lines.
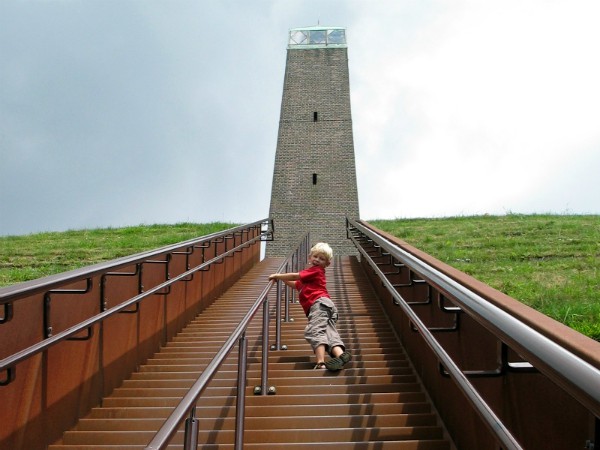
top-left (267, 26), bottom-right (360, 257)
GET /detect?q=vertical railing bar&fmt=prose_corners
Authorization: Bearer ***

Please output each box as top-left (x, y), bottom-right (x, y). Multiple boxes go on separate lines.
top-left (235, 333), bottom-right (248, 450)
top-left (43, 292), bottom-right (52, 338)
top-left (284, 262), bottom-right (291, 322)
top-left (0, 302), bottom-right (13, 324)
top-left (290, 253), bottom-right (297, 304)
top-left (261, 296), bottom-right (269, 395)
top-left (0, 366), bottom-right (16, 386)
top-left (42, 277), bottom-right (94, 338)
top-left (275, 280), bottom-right (282, 350)
top-left (183, 405), bottom-right (198, 450)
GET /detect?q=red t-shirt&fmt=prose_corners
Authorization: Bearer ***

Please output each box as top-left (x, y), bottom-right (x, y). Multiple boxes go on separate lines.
top-left (295, 265), bottom-right (330, 316)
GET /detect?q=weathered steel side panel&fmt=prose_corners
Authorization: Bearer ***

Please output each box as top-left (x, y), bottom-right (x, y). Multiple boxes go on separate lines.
top-left (0, 230), bottom-right (262, 450)
top-left (360, 227), bottom-right (598, 450)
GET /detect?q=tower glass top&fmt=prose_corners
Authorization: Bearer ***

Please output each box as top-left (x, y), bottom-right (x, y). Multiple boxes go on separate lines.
top-left (288, 26), bottom-right (347, 49)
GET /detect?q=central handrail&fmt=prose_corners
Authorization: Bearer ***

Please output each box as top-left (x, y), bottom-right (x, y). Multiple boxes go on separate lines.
top-left (144, 233), bottom-right (310, 450)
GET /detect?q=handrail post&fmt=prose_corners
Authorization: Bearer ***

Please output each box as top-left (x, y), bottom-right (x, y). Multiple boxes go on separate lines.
top-left (274, 280), bottom-right (282, 350)
top-left (235, 333), bottom-right (248, 450)
top-left (260, 296), bottom-right (269, 395)
top-left (283, 263), bottom-right (291, 322)
top-left (183, 405), bottom-right (198, 450)
top-left (291, 254), bottom-right (297, 304)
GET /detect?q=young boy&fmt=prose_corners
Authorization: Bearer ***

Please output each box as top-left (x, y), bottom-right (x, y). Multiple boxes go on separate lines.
top-left (269, 242), bottom-right (351, 371)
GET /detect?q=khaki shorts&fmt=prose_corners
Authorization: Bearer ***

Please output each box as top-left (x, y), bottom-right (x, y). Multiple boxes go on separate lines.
top-left (304, 297), bottom-right (345, 354)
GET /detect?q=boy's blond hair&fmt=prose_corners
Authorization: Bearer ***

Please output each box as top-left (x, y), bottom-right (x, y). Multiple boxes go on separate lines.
top-left (310, 242), bottom-right (333, 263)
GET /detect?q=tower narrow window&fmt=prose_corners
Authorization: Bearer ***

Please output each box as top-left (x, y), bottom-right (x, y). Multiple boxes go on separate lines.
top-left (313, 111), bottom-right (318, 122)
top-left (312, 173), bottom-right (318, 185)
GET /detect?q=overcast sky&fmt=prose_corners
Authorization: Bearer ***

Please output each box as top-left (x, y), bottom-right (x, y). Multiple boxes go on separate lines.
top-left (1, 0), bottom-right (599, 236)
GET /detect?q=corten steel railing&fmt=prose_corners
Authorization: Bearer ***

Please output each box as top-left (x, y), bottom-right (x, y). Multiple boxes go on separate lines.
top-left (0, 219), bottom-right (271, 450)
top-left (347, 218), bottom-right (600, 450)
top-left (144, 233), bottom-right (310, 450)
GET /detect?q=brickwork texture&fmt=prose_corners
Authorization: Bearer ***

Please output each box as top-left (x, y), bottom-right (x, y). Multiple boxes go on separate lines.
top-left (267, 47), bottom-right (360, 257)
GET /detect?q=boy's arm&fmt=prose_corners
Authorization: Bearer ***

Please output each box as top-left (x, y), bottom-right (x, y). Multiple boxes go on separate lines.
top-left (282, 280), bottom-right (297, 289)
top-left (269, 272), bottom-right (300, 282)
top-left (269, 272), bottom-right (301, 289)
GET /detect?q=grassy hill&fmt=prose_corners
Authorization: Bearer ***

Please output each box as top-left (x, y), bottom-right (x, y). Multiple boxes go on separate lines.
top-left (0, 222), bottom-right (237, 286)
top-left (1, 215), bottom-right (598, 340)
top-left (370, 214), bottom-right (600, 340)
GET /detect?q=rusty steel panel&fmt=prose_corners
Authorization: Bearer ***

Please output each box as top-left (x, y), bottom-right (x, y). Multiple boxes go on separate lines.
top-left (0, 223), bottom-right (264, 450)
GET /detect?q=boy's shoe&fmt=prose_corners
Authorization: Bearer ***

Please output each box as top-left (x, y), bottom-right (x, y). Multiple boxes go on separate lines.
top-left (340, 351), bottom-right (352, 364)
top-left (324, 351), bottom-right (352, 372)
top-left (324, 357), bottom-right (343, 371)
top-left (313, 362), bottom-right (326, 370)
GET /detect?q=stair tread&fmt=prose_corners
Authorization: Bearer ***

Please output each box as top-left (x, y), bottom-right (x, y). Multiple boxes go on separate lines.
top-left (50, 441), bottom-right (450, 450)
top-left (88, 402), bottom-right (432, 418)
top-left (62, 426), bottom-right (445, 444)
top-left (130, 366), bottom-right (413, 379)
top-left (76, 413), bottom-right (439, 430)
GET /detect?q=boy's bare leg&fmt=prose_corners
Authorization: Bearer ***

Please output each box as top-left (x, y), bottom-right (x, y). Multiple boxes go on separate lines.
top-left (331, 346), bottom-right (343, 358)
top-left (315, 345), bottom-right (326, 365)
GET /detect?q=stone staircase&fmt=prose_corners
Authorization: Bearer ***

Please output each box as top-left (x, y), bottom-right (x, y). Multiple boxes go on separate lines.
top-left (49, 256), bottom-right (453, 449)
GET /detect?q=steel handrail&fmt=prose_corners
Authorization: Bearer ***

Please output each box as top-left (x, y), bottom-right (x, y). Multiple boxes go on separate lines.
top-left (144, 234), bottom-right (310, 450)
top-left (0, 231), bottom-right (267, 379)
top-left (349, 219), bottom-right (600, 418)
top-left (0, 219), bottom-right (270, 304)
top-left (347, 219), bottom-right (523, 450)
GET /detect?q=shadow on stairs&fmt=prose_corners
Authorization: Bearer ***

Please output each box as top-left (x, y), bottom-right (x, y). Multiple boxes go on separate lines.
top-left (49, 256), bottom-right (453, 450)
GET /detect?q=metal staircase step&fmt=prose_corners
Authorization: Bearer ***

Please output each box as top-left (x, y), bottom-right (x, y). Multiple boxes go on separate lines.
top-left (75, 412), bottom-right (438, 431)
top-left (50, 442), bottom-right (450, 450)
top-left (60, 426), bottom-right (445, 445)
top-left (88, 402), bottom-right (433, 419)
top-left (111, 382), bottom-right (422, 398)
top-left (129, 366), bottom-right (415, 380)
top-left (121, 373), bottom-right (417, 388)
top-left (101, 391), bottom-right (430, 408)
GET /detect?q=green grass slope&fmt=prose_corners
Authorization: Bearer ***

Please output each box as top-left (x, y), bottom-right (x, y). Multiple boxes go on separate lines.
top-left (370, 214), bottom-right (600, 340)
top-left (0, 222), bottom-right (236, 286)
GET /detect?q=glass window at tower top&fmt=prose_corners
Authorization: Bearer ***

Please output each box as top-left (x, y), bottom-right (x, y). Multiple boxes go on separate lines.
top-left (327, 29), bottom-right (345, 44)
top-left (290, 30), bottom-right (307, 45)
top-left (309, 30), bottom-right (326, 44)
top-left (288, 27), bottom-right (347, 49)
